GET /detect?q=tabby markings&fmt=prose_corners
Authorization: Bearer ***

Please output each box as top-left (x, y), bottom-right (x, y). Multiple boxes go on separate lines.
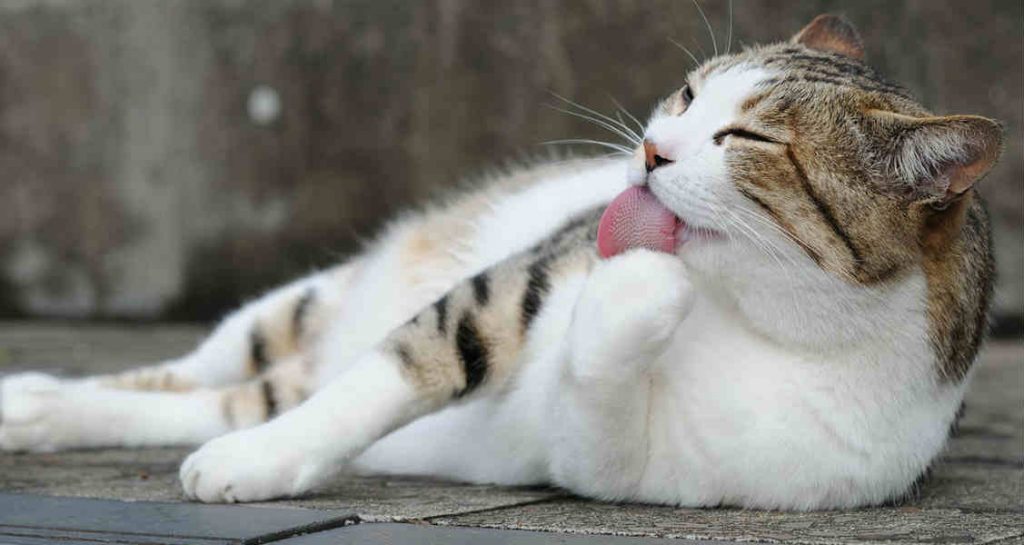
top-left (434, 296), bottom-right (449, 335)
top-left (249, 328), bottom-right (270, 374)
top-left (472, 273), bottom-right (490, 306)
top-left (291, 288), bottom-right (316, 341)
top-left (455, 313), bottom-right (489, 397)
top-left (785, 146), bottom-right (863, 269)
top-left (261, 380), bottom-right (278, 420)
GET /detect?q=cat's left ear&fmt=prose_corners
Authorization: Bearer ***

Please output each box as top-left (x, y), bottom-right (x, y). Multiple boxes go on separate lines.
top-left (792, 14), bottom-right (864, 61)
top-left (868, 111), bottom-right (1003, 202)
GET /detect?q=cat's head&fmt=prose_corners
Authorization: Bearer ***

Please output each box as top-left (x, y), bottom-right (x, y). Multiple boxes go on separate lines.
top-left (629, 14), bottom-right (1002, 351)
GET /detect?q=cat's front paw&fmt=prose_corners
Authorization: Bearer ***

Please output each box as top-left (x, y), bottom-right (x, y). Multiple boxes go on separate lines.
top-left (0, 373), bottom-right (67, 452)
top-left (570, 250), bottom-right (694, 379)
top-left (180, 423), bottom-right (329, 503)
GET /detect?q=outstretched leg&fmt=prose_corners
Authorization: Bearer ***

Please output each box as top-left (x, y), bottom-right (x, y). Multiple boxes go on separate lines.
top-left (0, 357), bottom-right (312, 452)
top-left (180, 208), bottom-right (604, 503)
top-left (0, 262), bottom-right (357, 452)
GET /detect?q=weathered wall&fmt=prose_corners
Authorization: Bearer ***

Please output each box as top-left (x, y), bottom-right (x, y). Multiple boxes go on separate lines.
top-left (0, 0), bottom-right (1020, 321)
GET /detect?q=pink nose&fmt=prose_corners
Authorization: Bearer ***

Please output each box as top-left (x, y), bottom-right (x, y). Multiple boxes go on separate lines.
top-left (643, 139), bottom-right (674, 172)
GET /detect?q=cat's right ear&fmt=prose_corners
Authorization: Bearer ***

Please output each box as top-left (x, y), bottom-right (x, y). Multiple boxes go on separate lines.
top-left (867, 110), bottom-right (1003, 204)
top-left (792, 14), bottom-right (865, 61)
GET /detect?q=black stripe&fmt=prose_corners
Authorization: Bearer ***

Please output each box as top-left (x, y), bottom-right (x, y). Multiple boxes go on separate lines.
top-left (394, 343), bottom-right (415, 368)
top-left (762, 53), bottom-right (904, 94)
top-left (261, 379), bottom-right (278, 419)
top-left (434, 295), bottom-right (449, 335)
top-left (455, 313), bottom-right (489, 397)
top-left (291, 288), bottom-right (315, 341)
top-left (250, 328), bottom-right (269, 374)
top-left (780, 75), bottom-right (907, 97)
top-left (520, 256), bottom-right (551, 332)
top-left (472, 272), bottom-right (490, 305)
top-left (785, 147), bottom-right (863, 268)
top-left (713, 127), bottom-right (778, 146)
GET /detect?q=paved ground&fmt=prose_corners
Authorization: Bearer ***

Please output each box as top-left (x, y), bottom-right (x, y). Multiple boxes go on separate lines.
top-left (0, 323), bottom-right (1021, 544)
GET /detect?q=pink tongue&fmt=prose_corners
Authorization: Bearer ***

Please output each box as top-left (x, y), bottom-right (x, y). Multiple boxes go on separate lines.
top-left (597, 186), bottom-right (680, 259)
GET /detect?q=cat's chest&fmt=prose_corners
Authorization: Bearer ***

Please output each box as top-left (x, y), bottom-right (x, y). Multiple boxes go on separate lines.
top-left (634, 296), bottom-right (956, 499)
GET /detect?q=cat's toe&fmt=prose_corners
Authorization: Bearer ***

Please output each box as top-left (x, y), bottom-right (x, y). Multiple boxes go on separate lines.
top-left (581, 250), bottom-right (693, 339)
top-left (180, 426), bottom-right (323, 503)
top-left (0, 373), bottom-right (67, 452)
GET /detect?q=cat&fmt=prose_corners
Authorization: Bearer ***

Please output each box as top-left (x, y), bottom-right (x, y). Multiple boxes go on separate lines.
top-left (0, 14), bottom-right (1002, 510)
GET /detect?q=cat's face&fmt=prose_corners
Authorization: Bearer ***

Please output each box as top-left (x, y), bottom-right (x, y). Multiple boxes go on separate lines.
top-left (635, 15), bottom-right (1002, 295)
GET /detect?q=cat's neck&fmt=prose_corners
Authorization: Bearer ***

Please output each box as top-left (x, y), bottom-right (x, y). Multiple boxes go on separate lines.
top-left (697, 265), bottom-right (931, 356)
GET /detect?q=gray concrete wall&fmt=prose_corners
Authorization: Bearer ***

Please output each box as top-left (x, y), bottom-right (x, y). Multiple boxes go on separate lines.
top-left (0, 0), bottom-right (1020, 321)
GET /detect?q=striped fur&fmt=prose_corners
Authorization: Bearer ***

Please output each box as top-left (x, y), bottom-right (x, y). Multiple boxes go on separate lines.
top-left (385, 207), bottom-right (600, 401)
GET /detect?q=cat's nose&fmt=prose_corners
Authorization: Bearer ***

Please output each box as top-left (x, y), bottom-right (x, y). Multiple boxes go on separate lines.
top-left (643, 139), bottom-right (674, 173)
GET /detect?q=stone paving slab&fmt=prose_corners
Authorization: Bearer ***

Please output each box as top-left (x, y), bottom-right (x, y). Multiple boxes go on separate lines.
top-left (430, 501), bottom-right (1023, 544)
top-left (0, 493), bottom-right (356, 545)
top-left (0, 323), bottom-right (1021, 544)
top-left (272, 477), bottom-right (563, 521)
top-left (275, 523), bottom-right (719, 544)
top-left (0, 447), bottom-right (562, 521)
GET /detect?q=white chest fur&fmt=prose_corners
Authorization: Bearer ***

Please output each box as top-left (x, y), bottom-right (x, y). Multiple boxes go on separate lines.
top-left (592, 289), bottom-right (963, 509)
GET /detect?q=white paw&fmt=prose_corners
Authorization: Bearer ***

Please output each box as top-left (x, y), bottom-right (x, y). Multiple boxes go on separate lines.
top-left (0, 372), bottom-right (67, 452)
top-left (571, 250), bottom-right (694, 378)
top-left (180, 423), bottom-right (329, 503)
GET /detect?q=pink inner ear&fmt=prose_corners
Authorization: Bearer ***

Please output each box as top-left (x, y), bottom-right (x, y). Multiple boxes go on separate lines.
top-left (793, 14), bottom-right (864, 61)
top-left (946, 143), bottom-right (997, 196)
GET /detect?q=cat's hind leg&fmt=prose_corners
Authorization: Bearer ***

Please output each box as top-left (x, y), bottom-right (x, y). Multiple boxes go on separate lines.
top-left (0, 356), bottom-right (312, 452)
top-left (179, 212), bottom-right (603, 503)
top-left (0, 262), bottom-right (357, 452)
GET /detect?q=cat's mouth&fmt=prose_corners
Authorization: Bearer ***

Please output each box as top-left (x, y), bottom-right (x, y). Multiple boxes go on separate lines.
top-left (597, 186), bottom-right (720, 259)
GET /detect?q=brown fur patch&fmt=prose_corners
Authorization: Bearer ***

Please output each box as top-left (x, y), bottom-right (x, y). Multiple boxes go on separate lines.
top-left (918, 196), bottom-right (994, 381)
top-left (99, 366), bottom-right (196, 392)
top-left (704, 36), bottom-right (999, 381)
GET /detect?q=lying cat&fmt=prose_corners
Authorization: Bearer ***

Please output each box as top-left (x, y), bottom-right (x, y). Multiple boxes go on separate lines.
top-left (0, 14), bottom-right (1002, 510)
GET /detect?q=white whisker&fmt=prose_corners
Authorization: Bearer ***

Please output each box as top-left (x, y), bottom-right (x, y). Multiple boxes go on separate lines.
top-left (545, 104), bottom-right (641, 146)
top-left (540, 139), bottom-right (633, 155)
top-left (726, 0), bottom-right (734, 55)
top-left (691, 0), bottom-right (718, 57)
top-left (667, 37), bottom-right (701, 68)
top-left (549, 93), bottom-right (644, 143)
top-left (606, 95), bottom-right (646, 135)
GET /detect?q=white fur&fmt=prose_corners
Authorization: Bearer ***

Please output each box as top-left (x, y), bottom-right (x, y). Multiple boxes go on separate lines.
top-left (0, 373), bottom-right (229, 451)
top-left (2, 66), bottom-right (966, 510)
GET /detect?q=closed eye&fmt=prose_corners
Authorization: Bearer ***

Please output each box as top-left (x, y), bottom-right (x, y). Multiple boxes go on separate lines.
top-left (713, 128), bottom-right (779, 146)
